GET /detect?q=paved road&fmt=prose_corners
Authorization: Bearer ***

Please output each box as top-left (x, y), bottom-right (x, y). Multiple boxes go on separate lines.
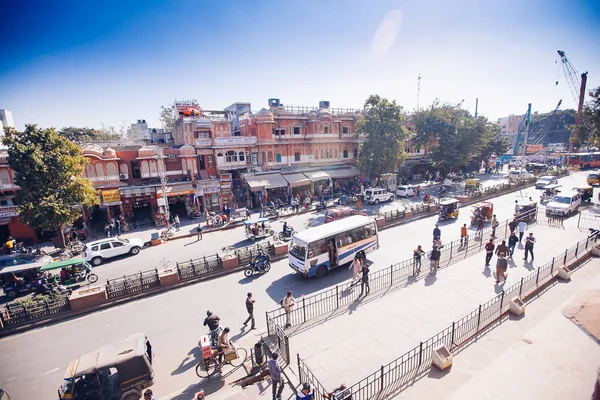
top-left (0, 170), bottom-right (593, 399)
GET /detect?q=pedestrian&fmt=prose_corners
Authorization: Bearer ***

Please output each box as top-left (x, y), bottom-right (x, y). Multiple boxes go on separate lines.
top-left (429, 245), bottom-right (441, 274)
top-left (495, 240), bottom-right (509, 258)
top-left (494, 252), bottom-right (508, 283)
top-left (524, 232), bottom-right (536, 262)
top-left (143, 389), bottom-right (156, 400)
top-left (433, 224), bottom-right (441, 241)
top-left (296, 383), bottom-right (315, 400)
top-left (356, 249), bottom-right (367, 266)
top-left (359, 263), bottom-right (370, 297)
top-left (322, 384), bottom-right (349, 399)
top-left (203, 310), bottom-right (221, 348)
top-left (349, 256), bottom-right (362, 285)
top-left (508, 231), bottom-right (518, 258)
top-left (491, 214), bottom-right (499, 239)
top-left (509, 219), bottom-right (517, 234)
top-left (518, 220), bottom-right (527, 243)
top-left (115, 218), bottom-right (121, 235)
top-left (484, 238), bottom-right (495, 267)
top-left (460, 223), bottom-right (468, 247)
top-left (243, 292), bottom-right (256, 329)
top-left (477, 217), bottom-right (484, 238)
top-left (413, 245), bottom-right (425, 274)
top-left (174, 214), bottom-right (180, 231)
top-left (416, 185), bottom-right (421, 197)
top-left (268, 352), bottom-right (285, 400)
top-left (196, 223), bottom-right (203, 241)
top-left (104, 223), bottom-right (111, 238)
top-left (282, 291), bottom-right (295, 328)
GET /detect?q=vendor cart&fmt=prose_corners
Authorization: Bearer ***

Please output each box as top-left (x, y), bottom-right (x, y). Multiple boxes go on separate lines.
top-left (470, 202), bottom-right (493, 225)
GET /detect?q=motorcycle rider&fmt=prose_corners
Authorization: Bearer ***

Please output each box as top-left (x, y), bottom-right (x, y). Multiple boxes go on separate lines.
top-left (282, 221), bottom-right (291, 238)
top-left (203, 310), bottom-right (221, 348)
top-left (255, 248), bottom-right (270, 272)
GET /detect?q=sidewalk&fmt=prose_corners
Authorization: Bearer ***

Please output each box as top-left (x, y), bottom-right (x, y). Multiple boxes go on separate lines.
top-left (285, 222), bottom-right (587, 391)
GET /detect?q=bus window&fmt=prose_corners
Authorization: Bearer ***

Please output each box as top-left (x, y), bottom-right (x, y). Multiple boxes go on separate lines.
top-left (290, 242), bottom-right (307, 260)
top-left (309, 239), bottom-right (327, 258)
top-left (365, 223), bottom-right (376, 238)
top-left (351, 227), bottom-right (365, 242)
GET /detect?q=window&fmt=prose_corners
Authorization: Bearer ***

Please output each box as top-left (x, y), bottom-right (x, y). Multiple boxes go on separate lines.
top-left (100, 243), bottom-right (111, 250)
top-left (325, 151), bottom-right (329, 159)
top-left (112, 241), bottom-right (124, 247)
top-left (261, 152), bottom-right (266, 164)
top-left (294, 153), bottom-right (301, 162)
top-left (92, 246), bottom-right (99, 251)
top-left (276, 154), bottom-right (282, 163)
top-left (315, 150), bottom-right (319, 159)
top-left (293, 127), bottom-right (301, 135)
top-left (343, 150), bottom-right (349, 158)
top-left (274, 129), bottom-right (285, 136)
top-left (225, 151), bottom-right (237, 162)
top-left (238, 152), bottom-right (245, 162)
top-left (342, 126), bottom-right (349, 134)
top-left (268, 151), bottom-right (273, 162)
top-left (324, 125), bottom-right (329, 134)
top-left (365, 223), bottom-right (377, 237)
top-left (308, 239), bottom-right (327, 258)
top-left (354, 148), bottom-right (358, 158)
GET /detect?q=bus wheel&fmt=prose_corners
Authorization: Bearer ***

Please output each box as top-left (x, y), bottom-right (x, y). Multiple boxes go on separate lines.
top-left (315, 266), bottom-right (328, 278)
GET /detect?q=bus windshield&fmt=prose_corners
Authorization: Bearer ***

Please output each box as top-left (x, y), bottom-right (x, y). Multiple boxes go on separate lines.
top-left (289, 242), bottom-right (307, 261)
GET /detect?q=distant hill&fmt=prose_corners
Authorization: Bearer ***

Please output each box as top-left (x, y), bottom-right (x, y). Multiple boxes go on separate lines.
top-left (527, 109), bottom-right (576, 146)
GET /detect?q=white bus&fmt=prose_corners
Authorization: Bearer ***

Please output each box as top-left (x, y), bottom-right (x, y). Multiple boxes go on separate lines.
top-left (288, 215), bottom-right (379, 278)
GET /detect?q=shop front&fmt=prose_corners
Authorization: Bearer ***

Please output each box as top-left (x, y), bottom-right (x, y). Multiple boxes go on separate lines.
top-left (194, 180), bottom-right (222, 213)
top-left (282, 173), bottom-right (311, 197)
top-left (243, 173), bottom-right (289, 207)
top-left (324, 167), bottom-right (361, 193)
top-left (157, 183), bottom-right (195, 218)
top-left (303, 170), bottom-right (331, 196)
top-left (101, 189), bottom-right (124, 220)
top-left (120, 186), bottom-right (158, 228)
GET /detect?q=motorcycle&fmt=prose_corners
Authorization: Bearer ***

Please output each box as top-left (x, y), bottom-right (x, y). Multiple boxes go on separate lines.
top-left (423, 192), bottom-right (434, 203)
top-left (439, 186), bottom-right (448, 197)
top-left (244, 252), bottom-right (271, 277)
top-left (276, 226), bottom-right (295, 241)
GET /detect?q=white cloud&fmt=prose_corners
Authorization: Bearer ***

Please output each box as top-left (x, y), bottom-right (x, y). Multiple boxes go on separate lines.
top-left (369, 9), bottom-right (403, 56)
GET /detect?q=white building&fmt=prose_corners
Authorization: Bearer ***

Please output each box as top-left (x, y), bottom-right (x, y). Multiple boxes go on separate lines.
top-left (0, 110), bottom-right (15, 130)
top-left (129, 119), bottom-right (150, 140)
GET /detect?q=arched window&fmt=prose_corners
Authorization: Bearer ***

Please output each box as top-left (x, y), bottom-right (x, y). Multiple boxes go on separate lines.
top-left (325, 150), bottom-right (329, 159)
top-left (106, 162), bottom-right (118, 177)
top-left (226, 151), bottom-right (237, 163)
top-left (141, 161), bottom-right (150, 176)
top-left (261, 152), bottom-right (266, 164)
top-left (217, 153), bottom-right (224, 157)
top-left (320, 149), bottom-right (324, 159)
top-left (0, 169), bottom-right (10, 185)
top-left (86, 164), bottom-right (96, 178)
top-left (119, 163), bottom-right (129, 175)
top-left (314, 149), bottom-right (319, 159)
top-left (267, 151), bottom-right (273, 163)
top-left (95, 164), bottom-right (105, 177)
top-left (149, 161), bottom-right (158, 176)
top-left (354, 148), bottom-right (358, 158)
top-left (238, 152), bottom-right (245, 162)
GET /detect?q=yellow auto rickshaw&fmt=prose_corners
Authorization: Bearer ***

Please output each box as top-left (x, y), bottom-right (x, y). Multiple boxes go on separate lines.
top-left (438, 198), bottom-right (460, 221)
top-left (465, 178), bottom-right (482, 192)
top-left (587, 172), bottom-right (600, 186)
top-left (575, 185), bottom-right (594, 203)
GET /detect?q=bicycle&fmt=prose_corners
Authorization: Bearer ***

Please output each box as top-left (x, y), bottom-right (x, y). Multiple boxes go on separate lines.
top-left (195, 346), bottom-right (248, 378)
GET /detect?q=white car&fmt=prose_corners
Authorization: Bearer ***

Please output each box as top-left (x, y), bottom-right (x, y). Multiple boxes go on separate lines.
top-left (508, 169), bottom-right (534, 181)
top-left (84, 237), bottom-right (144, 266)
top-left (363, 188), bottom-right (395, 204)
top-left (545, 192), bottom-right (582, 216)
top-left (396, 185), bottom-right (416, 198)
top-left (535, 175), bottom-right (558, 189)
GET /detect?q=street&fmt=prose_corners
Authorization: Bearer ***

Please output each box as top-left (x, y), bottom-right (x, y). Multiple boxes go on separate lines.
top-left (0, 170), bottom-right (594, 399)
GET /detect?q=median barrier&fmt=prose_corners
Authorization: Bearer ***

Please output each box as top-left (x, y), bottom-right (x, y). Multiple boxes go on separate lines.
top-left (222, 255), bottom-right (239, 270)
top-left (69, 285), bottom-right (108, 311)
top-left (158, 269), bottom-right (180, 286)
top-left (275, 242), bottom-right (289, 256)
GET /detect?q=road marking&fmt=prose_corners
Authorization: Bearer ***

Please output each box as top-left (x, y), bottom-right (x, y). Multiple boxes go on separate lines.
top-left (40, 367), bottom-right (61, 376)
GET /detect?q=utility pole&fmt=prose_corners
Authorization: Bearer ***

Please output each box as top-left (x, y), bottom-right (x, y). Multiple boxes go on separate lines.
top-left (155, 146), bottom-right (171, 231)
top-left (474, 98), bottom-right (479, 118)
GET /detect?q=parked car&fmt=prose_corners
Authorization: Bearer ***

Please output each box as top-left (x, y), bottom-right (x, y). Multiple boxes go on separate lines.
top-left (396, 185), bottom-right (416, 198)
top-left (508, 169), bottom-right (534, 181)
top-left (535, 175), bottom-right (558, 189)
top-left (324, 207), bottom-right (366, 223)
top-left (84, 237), bottom-right (143, 266)
top-left (545, 191), bottom-right (582, 216)
top-left (363, 188), bottom-right (395, 204)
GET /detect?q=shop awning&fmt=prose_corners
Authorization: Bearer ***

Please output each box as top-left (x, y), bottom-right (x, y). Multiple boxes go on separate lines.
top-left (244, 173), bottom-right (288, 192)
top-left (324, 167), bottom-right (359, 179)
top-left (303, 170), bottom-right (330, 182)
top-left (282, 173), bottom-right (311, 188)
top-left (120, 186), bottom-right (156, 197)
top-left (157, 183), bottom-right (195, 198)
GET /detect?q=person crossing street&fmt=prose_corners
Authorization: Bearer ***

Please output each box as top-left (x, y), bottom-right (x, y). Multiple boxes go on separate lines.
top-left (508, 231), bottom-right (518, 258)
top-left (524, 232), bottom-right (536, 262)
top-left (243, 292), bottom-right (255, 330)
top-left (485, 238), bottom-right (495, 267)
top-left (518, 220), bottom-right (527, 243)
top-left (460, 224), bottom-right (468, 247)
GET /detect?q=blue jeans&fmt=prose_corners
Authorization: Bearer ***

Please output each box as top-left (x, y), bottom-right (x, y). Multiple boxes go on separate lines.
top-left (508, 243), bottom-right (515, 257)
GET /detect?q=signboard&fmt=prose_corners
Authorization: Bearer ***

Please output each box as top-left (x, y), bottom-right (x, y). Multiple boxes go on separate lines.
top-left (175, 100), bottom-right (201, 116)
top-left (214, 136), bottom-right (258, 146)
top-left (526, 144), bottom-right (544, 154)
top-left (195, 118), bottom-right (213, 128)
top-left (102, 190), bottom-right (121, 204)
top-left (195, 138), bottom-right (212, 147)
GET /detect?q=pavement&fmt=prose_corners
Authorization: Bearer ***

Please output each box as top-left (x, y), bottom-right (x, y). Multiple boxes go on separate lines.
top-left (393, 257), bottom-right (600, 400)
top-left (0, 170), bottom-right (596, 399)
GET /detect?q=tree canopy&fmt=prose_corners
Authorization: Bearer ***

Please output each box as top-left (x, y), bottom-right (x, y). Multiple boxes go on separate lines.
top-left (583, 86), bottom-right (600, 146)
top-left (59, 126), bottom-right (121, 143)
top-left (159, 105), bottom-right (176, 132)
top-left (413, 101), bottom-right (506, 171)
top-left (2, 125), bottom-right (98, 233)
top-left (356, 95), bottom-right (408, 177)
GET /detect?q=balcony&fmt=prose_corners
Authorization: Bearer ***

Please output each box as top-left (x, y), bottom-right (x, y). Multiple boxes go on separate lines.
top-left (88, 175), bottom-right (121, 182)
top-left (0, 180), bottom-right (19, 190)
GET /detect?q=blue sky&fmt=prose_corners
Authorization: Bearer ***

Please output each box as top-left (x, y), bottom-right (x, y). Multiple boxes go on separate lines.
top-left (1, 0), bottom-right (599, 131)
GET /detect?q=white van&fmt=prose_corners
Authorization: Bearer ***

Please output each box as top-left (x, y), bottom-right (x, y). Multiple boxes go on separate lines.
top-left (545, 191), bottom-right (581, 216)
top-left (363, 187), bottom-right (395, 204)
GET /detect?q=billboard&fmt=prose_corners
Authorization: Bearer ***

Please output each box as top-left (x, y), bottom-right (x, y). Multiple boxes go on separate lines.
top-left (175, 100), bottom-right (201, 117)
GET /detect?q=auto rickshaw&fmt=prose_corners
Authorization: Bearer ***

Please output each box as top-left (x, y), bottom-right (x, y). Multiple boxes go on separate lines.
top-left (39, 258), bottom-right (98, 285)
top-left (514, 199), bottom-right (538, 222)
top-left (58, 333), bottom-right (154, 400)
top-left (470, 202), bottom-right (493, 225)
top-left (465, 178), bottom-right (482, 192)
top-left (244, 218), bottom-right (275, 242)
top-left (575, 185), bottom-right (594, 203)
top-left (540, 184), bottom-right (562, 205)
top-left (438, 198), bottom-right (460, 221)
top-left (587, 171), bottom-right (600, 186)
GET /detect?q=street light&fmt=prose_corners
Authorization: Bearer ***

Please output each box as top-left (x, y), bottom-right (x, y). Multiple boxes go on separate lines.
top-left (155, 146), bottom-right (172, 233)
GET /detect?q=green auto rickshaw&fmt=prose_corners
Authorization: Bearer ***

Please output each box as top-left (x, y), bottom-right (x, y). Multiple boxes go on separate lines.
top-left (40, 258), bottom-right (98, 285)
top-left (465, 178), bottom-right (482, 191)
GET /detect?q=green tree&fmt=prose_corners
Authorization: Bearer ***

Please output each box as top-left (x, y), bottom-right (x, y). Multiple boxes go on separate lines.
top-left (159, 105), bottom-right (176, 132)
top-left (583, 86), bottom-right (600, 146)
top-left (2, 125), bottom-right (98, 243)
top-left (479, 132), bottom-right (509, 168)
top-left (413, 101), bottom-right (501, 172)
top-left (355, 95), bottom-right (408, 177)
top-left (59, 126), bottom-right (121, 143)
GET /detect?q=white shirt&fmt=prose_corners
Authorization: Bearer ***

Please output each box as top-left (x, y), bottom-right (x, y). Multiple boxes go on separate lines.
top-left (283, 296), bottom-right (295, 311)
top-left (518, 221), bottom-right (527, 233)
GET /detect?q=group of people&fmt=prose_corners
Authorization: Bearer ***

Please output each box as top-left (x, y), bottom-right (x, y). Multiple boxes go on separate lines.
top-left (348, 250), bottom-right (369, 297)
top-left (103, 217), bottom-right (124, 237)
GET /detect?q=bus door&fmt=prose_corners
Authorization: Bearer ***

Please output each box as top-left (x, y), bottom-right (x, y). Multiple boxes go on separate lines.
top-left (327, 238), bottom-right (338, 268)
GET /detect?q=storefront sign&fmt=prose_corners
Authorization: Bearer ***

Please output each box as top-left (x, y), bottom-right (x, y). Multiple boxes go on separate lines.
top-left (195, 138), bottom-right (212, 147)
top-left (214, 137), bottom-right (257, 146)
top-left (0, 211), bottom-right (18, 218)
top-left (195, 118), bottom-right (213, 128)
top-left (102, 189), bottom-right (121, 204)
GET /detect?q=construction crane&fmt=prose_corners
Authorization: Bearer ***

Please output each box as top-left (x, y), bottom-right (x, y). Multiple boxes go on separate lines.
top-left (556, 50), bottom-right (588, 151)
top-left (513, 103), bottom-right (532, 157)
top-left (553, 99), bottom-right (562, 114)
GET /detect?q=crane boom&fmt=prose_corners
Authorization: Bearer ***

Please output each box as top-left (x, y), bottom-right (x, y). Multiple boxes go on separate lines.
top-left (557, 50), bottom-right (581, 104)
top-left (557, 50), bottom-right (588, 152)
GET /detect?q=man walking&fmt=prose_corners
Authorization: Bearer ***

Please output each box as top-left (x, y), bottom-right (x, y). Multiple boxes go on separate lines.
top-left (524, 232), bottom-right (536, 262)
top-left (268, 352), bottom-right (285, 400)
top-left (509, 219), bottom-right (517, 235)
top-left (495, 239), bottom-right (509, 258)
top-left (174, 214), bottom-right (181, 231)
top-left (460, 224), bottom-right (468, 247)
top-left (282, 291), bottom-right (295, 329)
top-left (433, 224), bottom-right (441, 241)
top-left (196, 223), bottom-right (203, 241)
top-left (518, 220), bottom-right (527, 243)
top-left (495, 252), bottom-right (508, 283)
top-left (430, 245), bottom-right (441, 274)
top-left (508, 231), bottom-right (518, 258)
top-left (243, 292), bottom-right (255, 329)
top-left (485, 238), bottom-right (495, 267)
top-left (359, 263), bottom-right (370, 297)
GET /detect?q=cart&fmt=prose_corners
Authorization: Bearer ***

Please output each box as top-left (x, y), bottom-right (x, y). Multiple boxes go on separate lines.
top-left (244, 218), bottom-right (274, 242)
top-left (230, 207), bottom-right (250, 223)
top-left (438, 198), bottom-right (460, 221)
top-left (540, 184), bottom-right (561, 205)
top-left (470, 202), bottom-right (493, 225)
top-left (575, 185), bottom-right (594, 203)
top-left (260, 206), bottom-right (279, 220)
top-left (514, 200), bottom-right (537, 222)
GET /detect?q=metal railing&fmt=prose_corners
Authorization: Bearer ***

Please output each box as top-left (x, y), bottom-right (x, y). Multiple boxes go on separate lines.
top-left (577, 213), bottom-right (600, 231)
top-left (176, 254), bottom-right (222, 281)
top-left (105, 269), bottom-right (161, 299)
top-left (298, 232), bottom-right (598, 400)
top-left (0, 294), bottom-right (71, 328)
top-left (266, 313), bottom-right (291, 366)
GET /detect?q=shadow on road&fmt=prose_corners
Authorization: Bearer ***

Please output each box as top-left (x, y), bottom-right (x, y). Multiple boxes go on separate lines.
top-left (171, 345), bottom-right (202, 376)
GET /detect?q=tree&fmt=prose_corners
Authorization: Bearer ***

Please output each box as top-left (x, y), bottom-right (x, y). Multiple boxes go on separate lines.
top-left (2, 125), bottom-right (98, 243)
top-left (413, 101), bottom-right (502, 172)
top-left (59, 126), bottom-right (121, 143)
top-left (583, 86), bottom-right (600, 145)
top-left (159, 105), bottom-right (176, 132)
top-left (355, 95), bottom-right (408, 177)
top-left (479, 131), bottom-right (509, 168)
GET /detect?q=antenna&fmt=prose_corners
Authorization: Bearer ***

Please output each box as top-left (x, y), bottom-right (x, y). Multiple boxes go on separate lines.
top-left (417, 74), bottom-right (421, 111)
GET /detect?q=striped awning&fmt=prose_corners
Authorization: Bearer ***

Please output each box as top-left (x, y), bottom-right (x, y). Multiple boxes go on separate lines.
top-left (282, 173), bottom-right (311, 188)
top-left (119, 186), bottom-right (156, 197)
